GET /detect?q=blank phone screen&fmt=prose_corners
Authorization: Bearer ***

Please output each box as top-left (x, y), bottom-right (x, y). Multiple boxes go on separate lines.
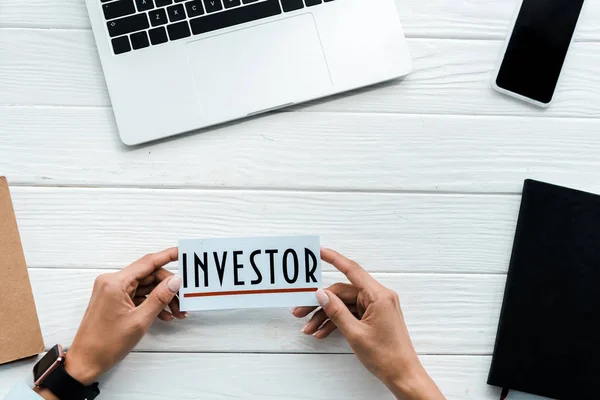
top-left (496, 0), bottom-right (585, 104)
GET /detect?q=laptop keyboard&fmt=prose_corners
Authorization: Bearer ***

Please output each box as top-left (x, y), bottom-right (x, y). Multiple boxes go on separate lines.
top-left (103, 0), bottom-right (334, 55)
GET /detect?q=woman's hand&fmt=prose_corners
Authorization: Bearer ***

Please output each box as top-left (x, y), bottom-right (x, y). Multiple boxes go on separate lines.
top-left (65, 248), bottom-right (185, 385)
top-left (292, 248), bottom-right (445, 400)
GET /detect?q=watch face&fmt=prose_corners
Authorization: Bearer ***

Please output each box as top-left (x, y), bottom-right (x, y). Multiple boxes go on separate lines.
top-left (33, 345), bottom-right (62, 382)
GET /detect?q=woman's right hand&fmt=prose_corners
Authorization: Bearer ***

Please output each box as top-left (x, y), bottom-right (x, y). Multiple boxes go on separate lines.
top-left (292, 248), bottom-right (445, 400)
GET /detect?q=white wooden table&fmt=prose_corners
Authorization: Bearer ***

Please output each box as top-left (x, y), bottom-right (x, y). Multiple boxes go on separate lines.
top-left (1, 0), bottom-right (599, 398)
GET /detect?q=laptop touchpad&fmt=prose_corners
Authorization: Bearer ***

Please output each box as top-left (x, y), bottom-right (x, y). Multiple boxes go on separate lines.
top-left (186, 13), bottom-right (332, 119)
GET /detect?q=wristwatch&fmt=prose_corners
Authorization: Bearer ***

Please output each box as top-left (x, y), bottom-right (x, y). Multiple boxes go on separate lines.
top-left (33, 345), bottom-right (100, 400)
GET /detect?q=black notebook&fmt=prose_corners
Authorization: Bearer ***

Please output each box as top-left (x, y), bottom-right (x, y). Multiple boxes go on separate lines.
top-left (488, 180), bottom-right (600, 400)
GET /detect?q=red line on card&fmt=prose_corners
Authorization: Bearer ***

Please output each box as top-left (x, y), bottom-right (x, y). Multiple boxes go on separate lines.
top-left (184, 287), bottom-right (319, 298)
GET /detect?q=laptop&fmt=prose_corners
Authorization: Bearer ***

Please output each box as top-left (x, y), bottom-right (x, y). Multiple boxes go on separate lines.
top-left (85, 0), bottom-right (412, 145)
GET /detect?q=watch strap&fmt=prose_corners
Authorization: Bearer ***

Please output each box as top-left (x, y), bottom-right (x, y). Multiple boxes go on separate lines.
top-left (40, 363), bottom-right (100, 400)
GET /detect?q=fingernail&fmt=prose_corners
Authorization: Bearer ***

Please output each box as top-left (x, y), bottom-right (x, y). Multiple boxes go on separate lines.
top-left (316, 289), bottom-right (329, 307)
top-left (167, 275), bottom-right (183, 293)
top-left (302, 322), bottom-right (310, 333)
top-left (183, 312), bottom-right (189, 319)
top-left (291, 307), bottom-right (299, 315)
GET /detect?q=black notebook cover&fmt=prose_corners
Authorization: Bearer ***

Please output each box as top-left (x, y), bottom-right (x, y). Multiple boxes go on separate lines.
top-left (488, 180), bottom-right (600, 400)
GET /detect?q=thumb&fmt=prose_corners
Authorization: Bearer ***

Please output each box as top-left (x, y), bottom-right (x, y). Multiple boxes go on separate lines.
top-left (316, 289), bottom-right (361, 338)
top-left (137, 275), bottom-right (183, 323)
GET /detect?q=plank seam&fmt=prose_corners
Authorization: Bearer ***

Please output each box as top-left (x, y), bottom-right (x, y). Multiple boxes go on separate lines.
top-left (8, 183), bottom-right (522, 196)
top-left (125, 350), bottom-right (494, 356)
top-left (2, 105), bottom-right (600, 122)
top-left (28, 268), bottom-right (508, 276)
top-left (2, 103), bottom-right (599, 120)
top-left (0, 26), bottom-right (598, 43)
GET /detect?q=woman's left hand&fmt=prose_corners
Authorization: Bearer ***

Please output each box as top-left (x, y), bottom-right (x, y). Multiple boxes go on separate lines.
top-left (65, 248), bottom-right (185, 385)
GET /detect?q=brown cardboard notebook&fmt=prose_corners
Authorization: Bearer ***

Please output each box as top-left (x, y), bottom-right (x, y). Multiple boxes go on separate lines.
top-left (0, 177), bottom-right (44, 364)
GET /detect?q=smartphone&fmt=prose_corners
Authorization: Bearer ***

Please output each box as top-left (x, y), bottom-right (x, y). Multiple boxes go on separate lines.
top-left (493, 0), bottom-right (586, 107)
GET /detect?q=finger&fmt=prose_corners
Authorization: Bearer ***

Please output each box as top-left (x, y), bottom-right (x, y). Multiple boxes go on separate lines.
top-left (153, 267), bottom-right (174, 283)
top-left (302, 309), bottom-right (329, 335)
top-left (320, 248), bottom-right (379, 291)
top-left (139, 274), bottom-right (156, 287)
top-left (167, 295), bottom-right (188, 320)
top-left (326, 282), bottom-right (359, 303)
top-left (135, 270), bottom-right (174, 294)
top-left (132, 297), bottom-right (145, 306)
top-left (315, 289), bottom-right (362, 338)
top-left (121, 247), bottom-right (178, 281)
top-left (151, 269), bottom-right (186, 318)
top-left (313, 320), bottom-right (338, 339)
top-left (138, 267), bottom-right (173, 288)
top-left (136, 274), bottom-right (183, 325)
top-left (157, 310), bottom-right (174, 322)
top-left (292, 306), bottom-right (318, 318)
top-left (133, 297), bottom-right (174, 321)
top-left (135, 285), bottom-right (156, 297)
top-left (292, 282), bottom-right (358, 318)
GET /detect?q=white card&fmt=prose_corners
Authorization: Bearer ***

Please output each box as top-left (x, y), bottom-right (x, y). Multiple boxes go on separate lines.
top-left (178, 236), bottom-right (322, 311)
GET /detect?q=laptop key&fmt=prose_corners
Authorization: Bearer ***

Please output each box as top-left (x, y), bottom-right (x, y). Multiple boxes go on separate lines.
top-left (167, 21), bottom-right (192, 40)
top-left (135, 0), bottom-right (155, 12)
top-left (149, 26), bottom-right (169, 44)
top-left (223, 0), bottom-right (241, 8)
top-left (281, 0), bottom-right (303, 12)
top-left (167, 4), bottom-right (186, 21)
top-left (107, 13), bottom-right (150, 37)
top-left (111, 36), bottom-right (131, 54)
top-left (155, 0), bottom-right (173, 6)
top-left (242, 0), bottom-right (259, 3)
top-left (185, 1), bottom-right (204, 17)
top-left (149, 8), bottom-right (168, 26)
top-left (191, 0), bottom-right (281, 35)
top-left (304, 0), bottom-right (321, 6)
top-left (130, 31), bottom-right (150, 49)
top-left (203, 0), bottom-right (223, 13)
top-left (103, 0), bottom-right (136, 20)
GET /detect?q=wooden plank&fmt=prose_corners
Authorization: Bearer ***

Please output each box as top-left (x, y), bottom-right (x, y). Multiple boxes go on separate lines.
top-left (2, 31), bottom-right (600, 117)
top-left (305, 39), bottom-right (600, 117)
top-left (1, 0), bottom-right (599, 41)
top-left (0, 353), bottom-right (501, 400)
top-left (397, 0), bottom-right (600, 42)
top-left (3, 107), bottom-right (600, 192)
top-left (11, 187), bottom-right (520, 273)
top-left (28, 269), bottom-right (504, 355)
